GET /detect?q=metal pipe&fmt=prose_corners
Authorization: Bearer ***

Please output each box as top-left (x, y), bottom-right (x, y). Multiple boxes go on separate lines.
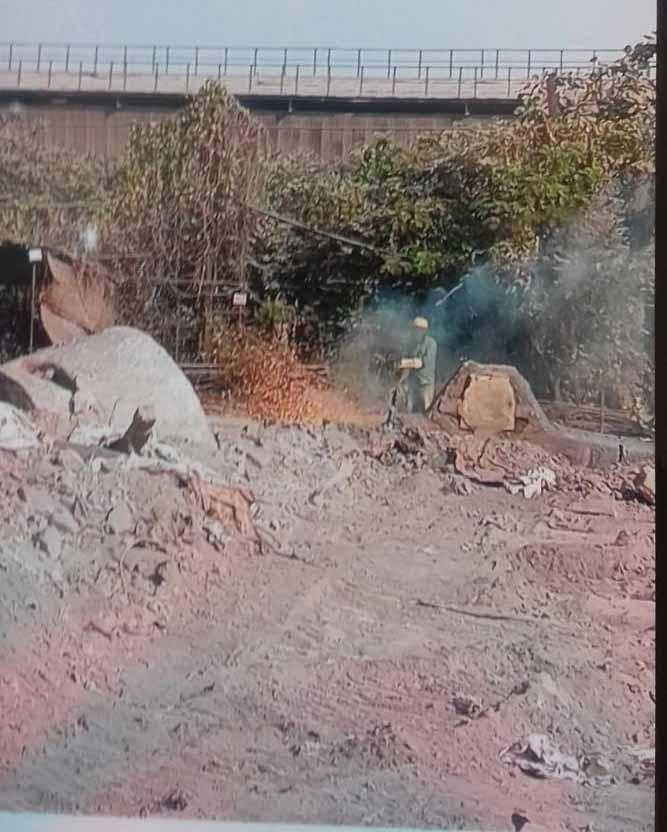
top-left (123, 57), bottom-right (127, 90)
top-left (480, 49), bottom-right (485, 79)
top-left (152, 45), bottom-right (157, 72)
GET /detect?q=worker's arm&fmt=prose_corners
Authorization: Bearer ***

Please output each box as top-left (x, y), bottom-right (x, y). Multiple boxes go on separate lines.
top-left (398, 357), bottom-right (423, 370)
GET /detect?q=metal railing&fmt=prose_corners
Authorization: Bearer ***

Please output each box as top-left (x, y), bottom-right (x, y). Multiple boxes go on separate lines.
top-left (0, 42), bottom-right (655, 99)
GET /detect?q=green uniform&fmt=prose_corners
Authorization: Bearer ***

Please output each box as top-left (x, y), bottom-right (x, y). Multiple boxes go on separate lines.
top-left (405, 334), bottom-right (437, 413)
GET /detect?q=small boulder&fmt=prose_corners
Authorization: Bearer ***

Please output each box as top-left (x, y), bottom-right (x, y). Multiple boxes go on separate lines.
top-left (634, 465), bottom-right (655, 506)
top-left (106, 502), bottom-right (135, 536)
top-left (36, 526), bottom-right (64, 559)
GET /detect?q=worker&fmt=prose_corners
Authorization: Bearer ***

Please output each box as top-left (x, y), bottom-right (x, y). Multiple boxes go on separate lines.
top-left (398, 317), bottom-right (437, 413)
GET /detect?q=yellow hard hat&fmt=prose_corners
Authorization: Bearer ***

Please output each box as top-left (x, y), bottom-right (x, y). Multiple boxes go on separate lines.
top-left (412, 317), bottom-right (429, 330)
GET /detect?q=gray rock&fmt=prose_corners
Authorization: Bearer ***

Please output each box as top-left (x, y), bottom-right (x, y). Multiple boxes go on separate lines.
top-left (18, 486), bottom-right (58, 517)
top-left (36, 526), bottom-right (64, 559)
top-left (53, 445), bottom-right (85, 470)
top-left (0, 402), bottom-right (40, 451)
top-left (106, 502), bottom-right (134, 536)
top-left (50, 507), bottom-right (79, 536)
top-left (1, 327), bottom-right (215, 449)
top-left (634, 465), bottom-right (655, 506)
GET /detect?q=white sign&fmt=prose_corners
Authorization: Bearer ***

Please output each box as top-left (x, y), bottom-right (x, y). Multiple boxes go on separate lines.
top-left (232, 292), bottom-right (248, 307)
top-left (28, 248), bottom-right (43, 264)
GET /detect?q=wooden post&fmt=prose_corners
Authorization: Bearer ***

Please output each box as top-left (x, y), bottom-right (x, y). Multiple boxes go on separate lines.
top-left (600, 390), bottom-right (606, 434)
top-left (29, 263), bottom-right (37, 354)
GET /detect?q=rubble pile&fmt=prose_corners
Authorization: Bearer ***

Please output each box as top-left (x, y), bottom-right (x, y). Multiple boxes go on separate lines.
top-left (0, 330), bottom-right (655, 832)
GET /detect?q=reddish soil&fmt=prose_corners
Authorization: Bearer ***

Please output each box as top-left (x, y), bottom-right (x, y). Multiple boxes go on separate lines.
top-left (0, 421), bottom-right (655, 831)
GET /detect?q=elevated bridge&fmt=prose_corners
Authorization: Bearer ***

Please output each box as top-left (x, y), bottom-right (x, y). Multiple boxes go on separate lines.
top-left (0, 42), bottom-right (633, 160)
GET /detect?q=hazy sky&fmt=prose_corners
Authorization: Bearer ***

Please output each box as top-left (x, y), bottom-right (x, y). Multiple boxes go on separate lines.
top-left (1, 0), bottom-right (656, 49)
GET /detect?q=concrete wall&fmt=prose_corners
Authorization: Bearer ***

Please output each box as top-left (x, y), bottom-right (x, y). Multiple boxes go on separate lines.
top-left (0, 95), bottom-right (509, 161)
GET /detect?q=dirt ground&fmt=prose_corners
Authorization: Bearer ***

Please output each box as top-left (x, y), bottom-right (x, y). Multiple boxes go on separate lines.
top-left (0, 414), bottom-right (655, 831)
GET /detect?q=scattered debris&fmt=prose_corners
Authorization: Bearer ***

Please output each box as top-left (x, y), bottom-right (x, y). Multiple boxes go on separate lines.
top-left (190, 476), bottom-right (258, 543)
top-left (35, 525), bottom-right (64, 559)
top-left (500, 734), bottom-right (581, 782)
top-left (511, 812), bottom-right (531, 832)
top-left (0, 402), bottom-right (40, 451)
top-left (108, 406), bottom-right (156, 455)
top-left (504, 466), bottom-right (557, 499)
top-left (106, 503), bottom-right (135, 536)
top-left (633, 465), bottom-right (655, 506)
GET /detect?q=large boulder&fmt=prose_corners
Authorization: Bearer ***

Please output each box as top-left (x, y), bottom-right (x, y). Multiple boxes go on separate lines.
top-left (0, 327), bottom-right (215, 449)
top-left (433, 361), bottom-right (554, 434)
